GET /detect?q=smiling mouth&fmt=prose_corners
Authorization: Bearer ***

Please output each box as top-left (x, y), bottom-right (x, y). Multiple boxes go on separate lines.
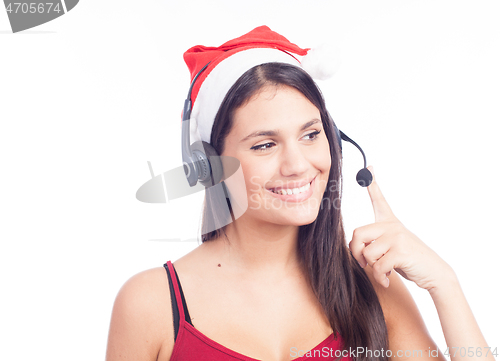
top-left (264, 176), bottom-right (317, 201)
top-left (268, 181), bottom-right (312, 195)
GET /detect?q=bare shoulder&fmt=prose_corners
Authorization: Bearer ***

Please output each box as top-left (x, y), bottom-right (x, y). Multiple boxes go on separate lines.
top-left (363, 265), bottom-right (446, 360)
top-left (106, 266), bottom-right (174, 361)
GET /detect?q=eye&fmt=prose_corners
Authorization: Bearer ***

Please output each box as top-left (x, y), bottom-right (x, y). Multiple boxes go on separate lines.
top-left (303, 130), bottom-right (321, 141)
top-left (250, 142), bottom-right (275, 152)
top-left (250, 130), bottom-right (322, 152)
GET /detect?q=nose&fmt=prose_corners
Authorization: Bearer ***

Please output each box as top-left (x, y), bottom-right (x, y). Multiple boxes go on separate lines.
top-left (279, 141), bottom-right (309, 177)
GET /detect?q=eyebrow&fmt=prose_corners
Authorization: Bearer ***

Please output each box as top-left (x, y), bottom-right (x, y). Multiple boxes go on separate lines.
top-left (240, 118), bottom-right (321, 142)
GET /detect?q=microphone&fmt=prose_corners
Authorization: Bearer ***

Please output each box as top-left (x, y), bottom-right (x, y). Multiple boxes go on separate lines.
top-left (339, 131), bottom-right (373, 187)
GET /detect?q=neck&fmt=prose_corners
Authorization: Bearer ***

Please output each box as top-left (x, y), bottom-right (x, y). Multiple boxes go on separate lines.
top-left (210, 216), bottom-right (304, 280)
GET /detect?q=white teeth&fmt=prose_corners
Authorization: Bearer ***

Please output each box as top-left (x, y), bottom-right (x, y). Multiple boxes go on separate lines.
top-left (271, 181), bottom-right (311, 195)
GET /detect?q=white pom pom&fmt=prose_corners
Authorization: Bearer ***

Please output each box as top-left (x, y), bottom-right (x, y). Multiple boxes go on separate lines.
top-left (301, 43), bottom-right (341, 81)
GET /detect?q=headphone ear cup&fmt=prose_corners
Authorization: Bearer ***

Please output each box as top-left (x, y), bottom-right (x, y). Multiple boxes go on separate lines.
top-left (190, 141), bottom-right (223, 187)
top-left (202, 141), bottom-right (224, 186)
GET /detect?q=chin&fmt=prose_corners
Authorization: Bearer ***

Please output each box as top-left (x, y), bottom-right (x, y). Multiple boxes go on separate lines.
top-left (265, 206), bottom-right (321, 226)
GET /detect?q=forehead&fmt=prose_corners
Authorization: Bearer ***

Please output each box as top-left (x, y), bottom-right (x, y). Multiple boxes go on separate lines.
top-left (230, 85), bottom-right (321, 136)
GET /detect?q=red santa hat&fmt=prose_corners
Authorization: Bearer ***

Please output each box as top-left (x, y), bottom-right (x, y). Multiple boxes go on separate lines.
top-left (183, 25), bottom-right (339, 144)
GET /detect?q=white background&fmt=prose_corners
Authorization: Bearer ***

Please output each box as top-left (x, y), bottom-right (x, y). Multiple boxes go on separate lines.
top-left (1, 0), bottom-right (499, 359)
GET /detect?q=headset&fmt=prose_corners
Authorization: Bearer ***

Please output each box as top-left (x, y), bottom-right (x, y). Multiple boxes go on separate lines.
top-left (181, 62), bottom-right (373, 189)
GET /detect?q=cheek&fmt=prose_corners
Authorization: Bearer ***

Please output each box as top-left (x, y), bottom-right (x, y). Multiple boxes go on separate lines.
top-left (240, 158), bottom-right (268, 194)
top-left (320, 147), bottom-right (332, 171)
top-left (310, 139), bottom-right (332, 192)
top-left (311, 138), bottom-right (332, 171)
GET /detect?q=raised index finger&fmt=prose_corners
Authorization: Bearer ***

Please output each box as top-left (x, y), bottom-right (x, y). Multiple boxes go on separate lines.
top-left (367, 166), bottom-right (396, 222)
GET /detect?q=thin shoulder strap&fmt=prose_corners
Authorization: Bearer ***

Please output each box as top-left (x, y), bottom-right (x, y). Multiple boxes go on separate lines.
top-left (163, 261), bottom-right (192, 341)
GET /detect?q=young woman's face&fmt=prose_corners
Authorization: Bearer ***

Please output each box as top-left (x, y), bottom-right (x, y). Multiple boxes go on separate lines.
top-left (221, 85), bottom-right (332, 226)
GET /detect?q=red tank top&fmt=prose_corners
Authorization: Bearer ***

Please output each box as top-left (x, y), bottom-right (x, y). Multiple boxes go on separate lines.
top-left (164, 261), bottom-right (351, 361)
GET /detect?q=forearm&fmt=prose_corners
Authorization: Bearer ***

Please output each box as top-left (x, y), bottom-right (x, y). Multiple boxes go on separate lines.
top-left (429, 267), bottom-right (495, 361)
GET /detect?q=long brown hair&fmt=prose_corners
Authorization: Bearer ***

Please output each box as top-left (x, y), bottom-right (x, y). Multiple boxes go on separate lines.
top-left (201, 63), bottom-right (388, 360)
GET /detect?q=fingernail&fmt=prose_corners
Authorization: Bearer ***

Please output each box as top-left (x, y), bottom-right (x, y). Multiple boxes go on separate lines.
top-left (384, 277), bottom-right (390, 287)
top-left (358, 261), bottom-right (365, 269)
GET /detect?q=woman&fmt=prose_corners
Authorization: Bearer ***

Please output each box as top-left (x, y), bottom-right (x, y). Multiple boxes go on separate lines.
top-left (106, 26), bottom-right (494, 361)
